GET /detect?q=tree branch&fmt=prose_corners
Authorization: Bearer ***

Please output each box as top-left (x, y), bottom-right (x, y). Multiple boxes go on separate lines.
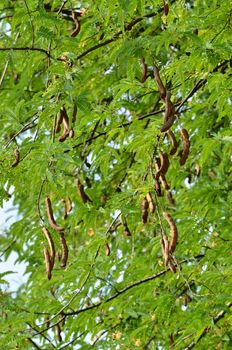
top-left (0, 47), bottom-right (52, 58)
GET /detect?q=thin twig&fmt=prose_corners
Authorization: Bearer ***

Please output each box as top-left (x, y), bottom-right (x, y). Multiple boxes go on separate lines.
top-left (0, 47), bottom-right (52, 58)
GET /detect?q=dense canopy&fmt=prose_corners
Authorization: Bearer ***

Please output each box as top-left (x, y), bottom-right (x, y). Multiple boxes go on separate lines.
top-left (0, 0), bottom-right (231, 349)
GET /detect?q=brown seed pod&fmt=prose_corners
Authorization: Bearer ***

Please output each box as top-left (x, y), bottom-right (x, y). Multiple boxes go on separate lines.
top-left (45, 196), bottom-right (64, 233)
top-left (165, 190), bottom-right (175, 205)
top-left (43, 247), bottom-right (52, 280)
top-left (154, 179), bottom-right (162, 196)
top-left (42, 227), bottom-right (56, 269)
top-left (195, 164), bottom-right (201, 177)
top-left (141, 57), bottom-right (147, 83)
top-left (141, 197), bottom-right (149, 224)
top-left (71, 11), bottom-right (81, 37)
top-left (160, 236), bottom-right (170, 266)
top-left (76, 178), bottom-right (92, 203)
top-left (179, 128), bottom-right (190, 166)
top-left (12, 149), bottom-right (20, 167)
top-left (60, 234), bottom-right (68, 268)
top-left (61, 106), bottom-right (69, 130)
top-left (69, 128), bottom-right (74, 138)
top-left (104, 242), bottom-right (110, 256)
top-left (163, 2), bottom-right (169, 16)
top-left (155, 152), bottom-right (169, 180)
top-left (154, 65), bottom-right (166, 100)
top-left (160, 175), bottom-right (170, 190)
top-left (56, 323), bottom-right (62, 342)
top-left (146, 192), bottom-right (155, 213)
top-left (163, 211), bottom-right (178, 253)
top-left (167, 130), bottom-right (178, 155)
top-left (58, 130), bottom-right (69, 142)
top-left (55, 110), bottom-right (63, 133)
top-left (160, 91), bottom-right (175, 133)
top-left (72, 104), bottom-right (77, 124)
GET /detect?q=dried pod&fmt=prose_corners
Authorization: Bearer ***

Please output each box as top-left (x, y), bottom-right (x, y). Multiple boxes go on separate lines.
top-left (141, 57), bottom-right (147, 83)
top-left (56, 323), bottom-right (62, 342)
top-left (104, 242), bottom-right (110, 256)
top-left (12, 149), bottom-right (20, 167)
top-left (160, 175), bottom-right (170, 190)
top-left (167, 130), bottom-right (178, 155)
top-left (61, 106), bottom-right (69, 130)
top-left (44, 247), bottom-right (52, 280)
top-left (72, 104), bottom-right (77, 124)
top-left (146, 192), bottom-right (155, 213)
top-left (165, 190), bottom-right (175, 205)
top-left (163, 2), bottom-right (169, 16)
top-left (160, 91), bottom-right (175, 132)
top-left (42, 227), bottom-right (56, 269)
top-left (154, 179), bottom-right (162, 196)
top-left (141, 197), bottom-right (149, 224)
top-left (58, 130), bottom-right (69, 142)
top-left (163, 211), bottom-right (178, 253)
top-left (76, 178), bottom-right (92, 203)
top-left (161, 236), bottom-right (170, 266)
top-left (154, 65), bottom-right (166, 100)
top-left (179, 128), bottom-right (190, 166)
top-left (155, 152), bottom-right (169, 180)
top-left (55, 110), bottom-right (63, 133)
top-left (71, 11), bottom-right (81, 37)
top-left (45, 196), bottom-right (64, 233)
top-left (69, 128), bottom-right (74, 138)
top-left (60, 234), bottom-right (68, 268)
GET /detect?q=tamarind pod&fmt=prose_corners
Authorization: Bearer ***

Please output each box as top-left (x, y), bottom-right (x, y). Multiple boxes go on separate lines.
top-left (76, 178), bottom-right (92, 203)
top-left (160, 114), bottom-right (175, 133)
top-left (45, 196), bottom-right (64, 233)
top-left (154, 179), bottom-right (162, 196)
top-left (154, 65), bottom-right (166, 100)
top-left (160, 175), bottom-right (170, 190)
top-left (155, 152), bottom-right (169, 180)
top-left (71, 11), bottom-right (81, 37)
top-left (168, 262), bottom-right (176, 273)
top-left (195, 164), bottom-right (201, 177)
top-left (161, 236), bottom-right (170, 266)
top-left (56, 323), bottom-right (62, 342)
top-left (163, 211), bottom-right (178, 253)
top-left (163, 2), bottom-right (169, 16)
top-left (12, 149), bottom-right (20, 167)
top-left (60, 107), bottom-right (69, 131)
top-left (58, 130), bottom-right (69, 142)
top-left (146, 192), bottom-right (155, 213)
top-left (104, 242), bottom-right (110, 256)
top-left (165, 190), bottom-right (175, 205)
top-left (72, 104), bottom-right (77, 123)
top-left (167, 130), bottom-right (178, 155)
top-left (179, 128), bottom-right (190, 166)
top-left (60, 234), bottom-right (68, 268)
top-left (43, 247), bottom-right (52, 280)
top-left (42, 227), bottom-right (56, 269)
top-left (69, 129), bottom-right (74, 138)
top-left (141, 57), bottom-right (147, 83)
top-left (55, 110), bottom-right (63, 133)
top-left (141, 197), bottom-right (149, 224)
top-left (160, 91), bottom-right (175, 133)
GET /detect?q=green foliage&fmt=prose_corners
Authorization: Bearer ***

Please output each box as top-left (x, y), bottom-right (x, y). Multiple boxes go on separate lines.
top-left (0, 0), bottom-right (231, 349)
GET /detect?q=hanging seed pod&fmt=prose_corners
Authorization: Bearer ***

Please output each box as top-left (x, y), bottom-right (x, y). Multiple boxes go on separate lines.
top-left (141, 57), bottom-right (147, 83)
top-left (45, 196), bottom-right (64, 233)
top-left (155, 153), bottom-right (169, 180)
top-left (58, 106), bottom-right (70, 142)
top-left (141, 197), bottom-right (149, 224)
top-left (71, 11), bottom-right (81, 37)
top-left (56, 323), bottom-right (62, 342)
top-left (165, 190), bottom-right (175, 205)
top-left (195, 164), bottom-right (201, 177)
top-left (154, 179), bottom-right (162, 196)
top-left (160, 91), bottom-right (175, 133)
top-left (43, 247), bottom-right (52, 280)
top-left (163, 211), bottom-right (178, 253)
top-left (55, 110), bottom-right (63, 133)
top-left (60, 234), bottom-right (68, 268)
top-left (167, 130), bottom-right (178, 155)
top-left (76, 178), bottom-right (92, 203)
top-left (168, 262), bottom-right (176, 273)
top-left (104, 242), bottom-right (110, 256)
top-left (179, 128), bottom-right (190, 166)
top-left (154, 65), bottom-right (166, 100)
top-left (69, 129), bottom-right (74, 138)
top-left (146, 192), bottom-right (155, 213)
top-left (12, 149), bottom-right (20, 167)
top-left (123, 223), bottom-right (132, 236)
top-left (72, 104), bottom-right (77, 124)
top-left (160, 175), bottom-right (170, 190)
top-left (163, 1), bottom-right (169, 16)
top-left (42, 227), bottom-right (56, 268)
top-left (160, 236), bottom-right (170, 266)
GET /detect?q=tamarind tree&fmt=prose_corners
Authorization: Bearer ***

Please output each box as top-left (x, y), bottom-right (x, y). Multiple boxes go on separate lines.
top-left (0, 0), bottom-right (231, 349)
